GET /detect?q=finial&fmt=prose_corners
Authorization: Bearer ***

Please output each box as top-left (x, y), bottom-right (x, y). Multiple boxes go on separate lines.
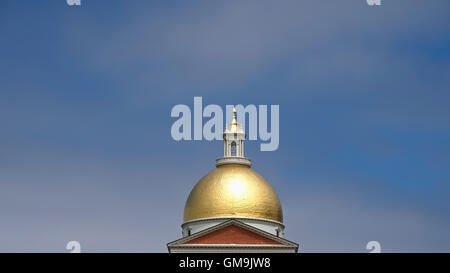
top-left (225, 107), bottom-right (242, 133)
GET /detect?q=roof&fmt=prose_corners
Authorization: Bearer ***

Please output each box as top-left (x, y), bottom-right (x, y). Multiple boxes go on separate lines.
top-left (167, 219), bottom-right (298, 252)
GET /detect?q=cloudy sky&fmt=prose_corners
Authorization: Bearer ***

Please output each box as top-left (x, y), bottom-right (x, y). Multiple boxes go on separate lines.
top-left (1, 0), bottom-right (449, 252)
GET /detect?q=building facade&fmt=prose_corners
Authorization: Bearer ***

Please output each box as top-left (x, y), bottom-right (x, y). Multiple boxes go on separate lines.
top-left (168, 109), bottom-right (298, 253)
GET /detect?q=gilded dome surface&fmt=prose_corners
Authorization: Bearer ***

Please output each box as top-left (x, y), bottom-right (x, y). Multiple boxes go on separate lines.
top-left (183, 164), bottom-right (283, 223)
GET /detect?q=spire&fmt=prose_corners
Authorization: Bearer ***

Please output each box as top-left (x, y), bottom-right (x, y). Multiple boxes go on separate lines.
top-left (231, 108), bottom-right (238, 129)
top-left (227, 108), bottom-right (243, 133)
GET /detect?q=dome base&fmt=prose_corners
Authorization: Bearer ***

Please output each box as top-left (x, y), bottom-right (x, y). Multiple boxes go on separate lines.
top-left (216, 157), bottom-right (251, 167)
top-left (182, 217), bottom-right (285, 238)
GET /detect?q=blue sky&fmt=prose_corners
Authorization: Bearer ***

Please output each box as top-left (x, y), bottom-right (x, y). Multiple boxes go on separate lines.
top-left (0, 0), bottom-right (450, 252)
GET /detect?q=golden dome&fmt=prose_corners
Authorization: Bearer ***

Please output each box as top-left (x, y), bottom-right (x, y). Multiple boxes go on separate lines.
top-left (183, 164), bottom-right (283, 223)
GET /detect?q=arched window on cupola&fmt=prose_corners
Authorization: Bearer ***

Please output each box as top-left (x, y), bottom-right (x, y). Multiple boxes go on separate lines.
top-left (231, 141), bottom-right (236, 156)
